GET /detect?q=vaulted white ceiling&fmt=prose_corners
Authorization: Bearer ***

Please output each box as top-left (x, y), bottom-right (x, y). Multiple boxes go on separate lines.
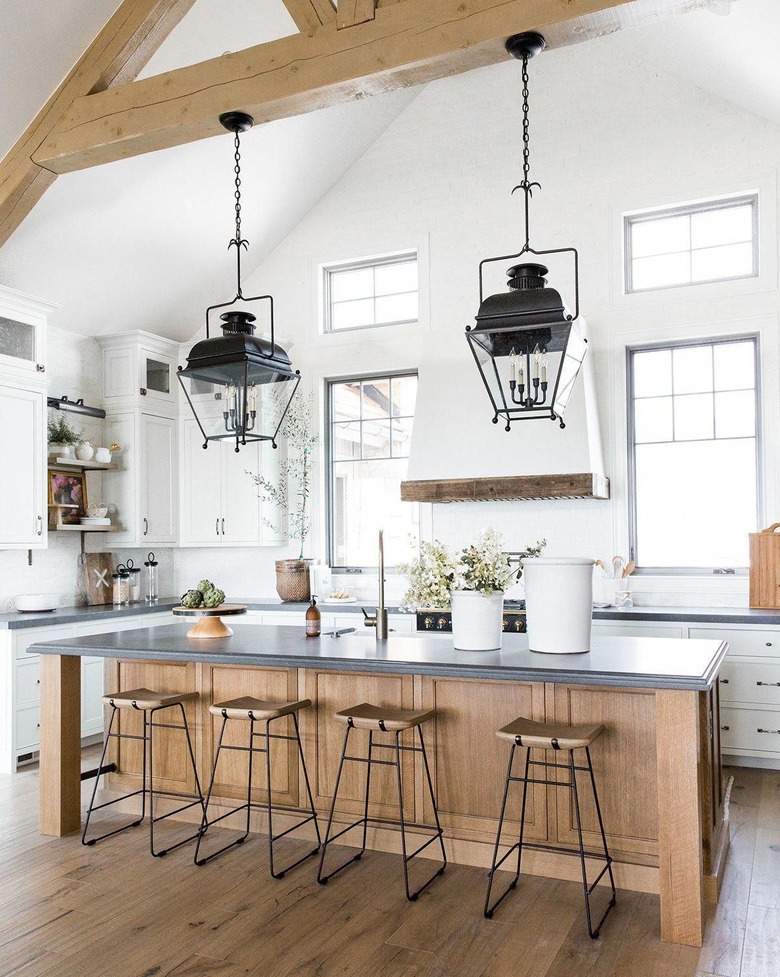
top-left (0, 0), bottom-right (777, 343)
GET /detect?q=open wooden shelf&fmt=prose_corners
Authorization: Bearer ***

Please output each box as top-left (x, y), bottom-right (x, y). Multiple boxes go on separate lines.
top-left (51, 524), bottom-right (118, 533)
top-left (50, 457), bottom-right (118, 471)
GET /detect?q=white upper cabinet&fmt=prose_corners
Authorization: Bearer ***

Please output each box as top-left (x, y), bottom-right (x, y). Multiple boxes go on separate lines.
top-left (101, 331), bottom-right (178, 412)
top-left (0, 285), bottom-right (53, 382)
top-left (180, 416), bottom-right (285, 547)
top-left (0, 385), bottom-right (46, 548)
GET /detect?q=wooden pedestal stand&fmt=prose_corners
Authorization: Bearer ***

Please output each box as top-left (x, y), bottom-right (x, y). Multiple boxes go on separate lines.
top-left (172, 604), bottom-right (247, 638)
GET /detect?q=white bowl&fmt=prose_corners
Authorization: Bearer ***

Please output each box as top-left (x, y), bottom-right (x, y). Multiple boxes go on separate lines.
top-left (15, 594), bottom-right (59, 612)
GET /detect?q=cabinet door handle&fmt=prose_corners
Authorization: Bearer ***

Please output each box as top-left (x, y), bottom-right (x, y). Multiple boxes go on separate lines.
top-left (719, 678), bottom-right (729, 684)
top-left (756, 681), bottom-right (780, 687)
top-left (140, 388), bottom-right (147, 396)
top-left (721, 725), bottom-right (730, 731)
top-left (36, 363), bottom-right (45, 373)
top-left (37, 515), bottom-right (43, 536)
top-left (221, 518), bottom-right (225, 536)
top-left (766, 642), bottom-right (773, 647)
top-left (757, 728), bottom-right (780, 735)
top-left (143, 517), bottom-right (149, 536)
top-left (216, 518), bottom-right (220, 537)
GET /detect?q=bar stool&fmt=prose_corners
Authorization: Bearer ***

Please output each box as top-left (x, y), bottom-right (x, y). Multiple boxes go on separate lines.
top-left (484, 717), bottom-right (616, 939)
top-left (317, 702), bottom-right (447, 901)
top-left (194, 697), bottom-right (320, 878)
top-left (82, 688), bottom-right (206, 857)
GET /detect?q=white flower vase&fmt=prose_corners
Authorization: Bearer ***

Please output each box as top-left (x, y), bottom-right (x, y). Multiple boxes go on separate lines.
top-left (521, 557), bottom-right (594, 654)
top-left (451, 590), bottom-right (504, 651)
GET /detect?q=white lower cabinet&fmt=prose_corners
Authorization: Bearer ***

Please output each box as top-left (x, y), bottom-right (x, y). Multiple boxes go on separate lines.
top-left (591, 621), bottom-right (685, 639)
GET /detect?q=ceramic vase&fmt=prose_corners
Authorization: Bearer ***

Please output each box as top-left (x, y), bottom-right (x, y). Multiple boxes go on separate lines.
top-left (521, 557), bottom-right (594, 654)
top-left (450, 589), bottom-right (504, 651)
top-left (75, 441), bottom-right (95, 461)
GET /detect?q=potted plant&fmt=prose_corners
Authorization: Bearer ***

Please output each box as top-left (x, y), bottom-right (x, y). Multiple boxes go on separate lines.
top-left (247, 394), bottom-right (318, 602)
top-left (400, 529), bottom-right (546, 651)
top-left (47, 415), bottom-right (84, 460)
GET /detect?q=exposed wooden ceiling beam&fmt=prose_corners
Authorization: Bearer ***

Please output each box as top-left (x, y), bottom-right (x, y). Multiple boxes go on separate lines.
top-left (0, 0), bottom-right (196, 248)
top-left (34, 0), bottom-right (698, 178)
top-left (281, 0), bottom-right (336, 34)
top-left (337, 0), bottom-right (376, 30)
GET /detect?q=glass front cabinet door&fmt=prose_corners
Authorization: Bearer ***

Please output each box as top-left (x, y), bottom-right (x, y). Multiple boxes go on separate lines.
top-left (0, 285), bottom-right (52, 381)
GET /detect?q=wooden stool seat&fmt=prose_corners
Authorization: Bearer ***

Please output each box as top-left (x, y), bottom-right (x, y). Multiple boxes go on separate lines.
top-left (497, 717), bottom-right (604, 750)
top-left (334, 702), bottom-right (435, 731)
top-left (209, 697), bottom-right (312, 721)
top-left (102, 688), bottom-right (198, 710)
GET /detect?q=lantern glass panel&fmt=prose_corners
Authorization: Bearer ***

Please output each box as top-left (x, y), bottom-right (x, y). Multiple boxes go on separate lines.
top-left (552, 325), bottom-right (587, 418)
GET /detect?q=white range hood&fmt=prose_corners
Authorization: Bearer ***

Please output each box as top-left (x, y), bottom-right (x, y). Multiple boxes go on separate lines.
top-left (401, 323), bottom-right (609, 502)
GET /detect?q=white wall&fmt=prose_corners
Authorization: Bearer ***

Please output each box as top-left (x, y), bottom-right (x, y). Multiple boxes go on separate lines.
top-left (231, 38), bottom-right (780, 606)
top-left (0, 326), bottom-right (174, 611)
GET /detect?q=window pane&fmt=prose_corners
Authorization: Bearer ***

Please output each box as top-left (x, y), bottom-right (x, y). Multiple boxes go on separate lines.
top-left (390, 376), bottom-right (418, 417)
top-left (362, 420), bottom-right (391, 459)
top-left (391, 415), bottom-right (414, 457)
top-left (332, 382), bottom-right (361, 422)
top-left (331, 298), bottom-right (375, 330)
top-left (635, 440), bottom-right (756, 567)
top-left (361, 379), bottom-right (391, 419)
top-left (674, 393), bottom-right (714, 440)
top-left (633, 349), bottom-right (672, 398)
top-left (631, 215), bottom-right (690, 258)
top-left (375, 260), bottom-right (417, 296)
top-left (691, 242), bottom-right (754, 283)
top-left (673, 345), bottom-right (712, 394)
top-left (631, 252), bottom-right (690, 290)
top-left (634, 397), bottom-right (673, 444)
top-left (375, 292), bottom-right (418, 324)
top-left (714, 341), bottom-right (755, 391)
top-left (691, 204), bottom-right (753, 249)
top-left (332, 422), bottom-right (361, 460)
top-left (715, 391), bottom-right (756, 439)
top-left (330, 267), bottom-right (373, 301)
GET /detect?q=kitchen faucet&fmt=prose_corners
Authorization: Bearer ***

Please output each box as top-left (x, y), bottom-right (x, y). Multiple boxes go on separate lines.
top-left (362, 529), bottom-right (389, 640)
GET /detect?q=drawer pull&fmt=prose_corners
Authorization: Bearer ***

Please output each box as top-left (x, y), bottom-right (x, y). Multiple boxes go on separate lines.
top-left (757, 728), bottom-right (780, 735)
top-left (719, 678), bottom-right (729, 684)
top-left (756, 681), bottom-right (780, 687)
top-left (767, 642), bottom-right (774, 647)
top-left (721, 725), bottom-right (730, 731)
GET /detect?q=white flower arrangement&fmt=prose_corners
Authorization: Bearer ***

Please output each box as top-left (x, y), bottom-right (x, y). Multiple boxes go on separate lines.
top-left (399, 529), bottom-right (546, 610)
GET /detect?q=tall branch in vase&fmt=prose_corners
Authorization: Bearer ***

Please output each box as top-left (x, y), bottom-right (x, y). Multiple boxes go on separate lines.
top-left (247, 395), bottom-right (318, 559)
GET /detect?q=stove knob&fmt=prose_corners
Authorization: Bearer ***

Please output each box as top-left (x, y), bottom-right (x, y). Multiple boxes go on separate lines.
top-left (424, 616), bottom-right (434, 630)
top-left (502, 618), bottom-right (509, 632)
top-left (514, 620), bottom-right (524, 632)
top-left (438, 617), bottom-right (449, 630)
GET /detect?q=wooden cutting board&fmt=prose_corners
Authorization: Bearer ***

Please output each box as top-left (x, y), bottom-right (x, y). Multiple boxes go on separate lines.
top-left (82, 552), bottom-right (115, 605)
top-left (749, 524), bottom-right (780, 608)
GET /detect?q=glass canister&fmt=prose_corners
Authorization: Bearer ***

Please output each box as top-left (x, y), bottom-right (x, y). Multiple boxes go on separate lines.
top-left (126, 559), bottom-right (142, 602)
top-left (144, 552), bottom-right (159, 603)
top-left (112, 566), bottom-right (130, 605)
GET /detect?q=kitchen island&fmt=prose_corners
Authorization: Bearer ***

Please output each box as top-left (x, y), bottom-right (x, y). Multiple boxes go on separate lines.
top-left (30, 625), bottom-right (728, 947)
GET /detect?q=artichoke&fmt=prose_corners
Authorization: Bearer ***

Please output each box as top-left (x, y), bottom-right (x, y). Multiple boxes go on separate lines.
top-left (181, 589), bottom-right (204, 609)
top-left (202, 587), bottom-right (225, 609)
top-left (196, 579), bottom-right (214, 596)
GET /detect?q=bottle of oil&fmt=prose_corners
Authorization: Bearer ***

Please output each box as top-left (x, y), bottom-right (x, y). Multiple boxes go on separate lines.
top-left (305, 596), bottom-right (321, 637)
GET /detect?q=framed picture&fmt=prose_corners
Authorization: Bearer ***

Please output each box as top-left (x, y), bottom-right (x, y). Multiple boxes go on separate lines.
top-left (47, 469), bottom-right (88, 524)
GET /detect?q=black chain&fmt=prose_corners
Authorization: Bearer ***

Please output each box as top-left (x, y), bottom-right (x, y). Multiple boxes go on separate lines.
top-left (521, 54), bottom-right (531, 189)
top-left (233, 129), bottom-right (242, 245)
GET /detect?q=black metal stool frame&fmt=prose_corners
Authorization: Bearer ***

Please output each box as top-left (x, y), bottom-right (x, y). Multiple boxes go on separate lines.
top-left (484, 739), bottom-right (616, 939)
top-left (82, 700), bottom-right (207, 857)
top-left (194, 709), bottom-right (321, 878)
top-left (317, 719), bottom-right (447, 901)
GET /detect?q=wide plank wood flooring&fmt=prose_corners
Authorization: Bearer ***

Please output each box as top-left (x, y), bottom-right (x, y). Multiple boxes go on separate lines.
top-left (0, 759), bottom-right (776, 977)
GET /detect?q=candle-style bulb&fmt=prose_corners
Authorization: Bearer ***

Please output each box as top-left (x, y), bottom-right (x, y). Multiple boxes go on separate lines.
top-left (532, 344), bottom-right (540, 380)
top-left (509, 348), bottom-right (516, 383)
top-left (540, 349), bottom-right (548, 383)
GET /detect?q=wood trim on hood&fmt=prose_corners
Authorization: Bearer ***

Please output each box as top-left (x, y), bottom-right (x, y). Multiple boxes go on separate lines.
top-left (400, 473), bottom-right (609, 502)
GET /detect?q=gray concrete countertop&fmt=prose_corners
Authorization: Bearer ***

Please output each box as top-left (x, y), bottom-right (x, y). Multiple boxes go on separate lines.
top-left (29, 624), bottom-right (727, 691)
top-left (5, 599), bottom-right (780, 630)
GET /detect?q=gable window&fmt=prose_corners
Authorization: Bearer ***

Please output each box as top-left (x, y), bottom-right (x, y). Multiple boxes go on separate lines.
top-left (625, 194), bottom-right (758, 293)
top-left (327, 373), bottom-right (418, 568)
top-left (323, 252), bottom-right (418, 332)
top-left (628, 337), bottom-right (759, 571)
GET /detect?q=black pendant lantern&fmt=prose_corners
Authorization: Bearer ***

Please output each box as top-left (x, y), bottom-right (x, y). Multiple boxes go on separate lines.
top-left (466, 33), bottom-right (586, 431)
top-left (178, 111), bottom-right (300, 452)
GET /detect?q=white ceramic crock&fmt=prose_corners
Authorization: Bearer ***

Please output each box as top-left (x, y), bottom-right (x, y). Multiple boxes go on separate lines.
top-left (521, 557), bottom-right (595, 654)
top-left (450, 589), bottom-right (504, 651)
top-left (75, 441), bottom-right (95, 461)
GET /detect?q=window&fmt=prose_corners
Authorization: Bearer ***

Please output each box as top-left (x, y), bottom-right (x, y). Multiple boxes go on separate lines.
top-left (324, 252), bottom-right (418, 332)
top-left (628, 337), bottom-right (759, 571)
top-left (327, 373), bottom-right (419, 568)
top-left (625, 195), bottom-right (758, 293)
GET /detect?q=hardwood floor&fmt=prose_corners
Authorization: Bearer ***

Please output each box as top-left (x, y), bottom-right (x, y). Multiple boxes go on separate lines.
top-left (0, 760), bottom-right (776, 977)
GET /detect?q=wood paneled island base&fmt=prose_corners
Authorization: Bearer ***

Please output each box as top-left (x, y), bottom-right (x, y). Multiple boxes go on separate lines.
top-left (30, 626), bottom-right (729, 948)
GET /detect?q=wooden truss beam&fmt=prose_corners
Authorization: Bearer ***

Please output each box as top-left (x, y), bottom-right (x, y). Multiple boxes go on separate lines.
top-left (0, 0), bottom-right (195, 248)
top-left (34, 0), bottom-right (696, 177)
top-left (280, 0), bottom-right (336, 34)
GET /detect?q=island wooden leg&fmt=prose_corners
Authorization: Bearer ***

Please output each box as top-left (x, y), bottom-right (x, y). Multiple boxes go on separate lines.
top-left (40, 654), bottom-right (82, 836)
top-left (656, 689), bottom-right (704, 947)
